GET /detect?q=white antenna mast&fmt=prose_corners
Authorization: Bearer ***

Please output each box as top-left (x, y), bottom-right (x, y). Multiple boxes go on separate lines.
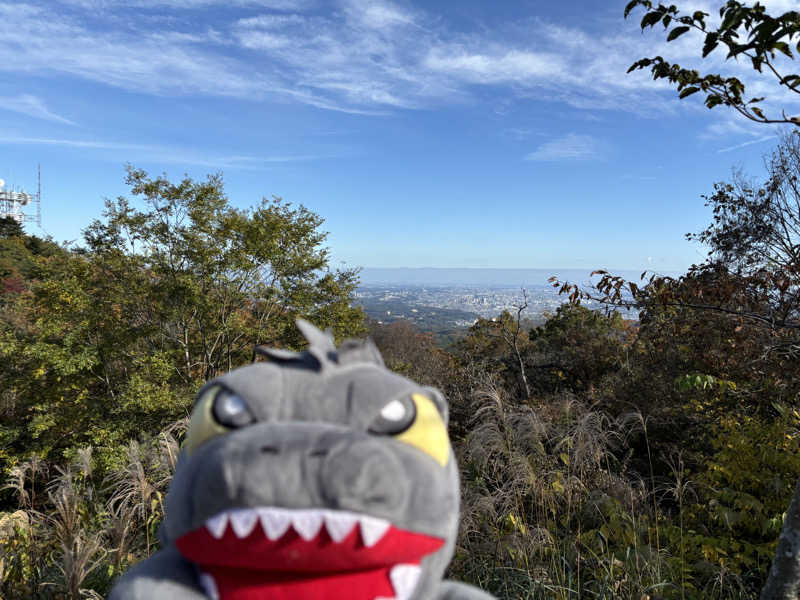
top-left (0, 165), bottom-right (41, 228)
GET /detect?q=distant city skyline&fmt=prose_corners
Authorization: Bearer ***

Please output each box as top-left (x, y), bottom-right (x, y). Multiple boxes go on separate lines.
top-left (357, 267), bottom-right (684, 287)
top-left (355, 280), bottom-right (644, 340)
top-left (3, 1), bottom-right (798, 272)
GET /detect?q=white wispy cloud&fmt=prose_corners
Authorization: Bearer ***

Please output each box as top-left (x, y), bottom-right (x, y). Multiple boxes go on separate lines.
top-left (59, 0), bottom-right (314, 9)
top-left (3, 0), bottom-right (799, 121)
top-left (698, 111), bottom-right (784, 152)
top-left (0, 137), bottom-right (145, 150)
top-left (502, 128), bottom-right (542, 141)
top-left (0, 94), bottom-right (75, 124)
top-left (0, 3), bottom-right (272, 99)
top-left (525, 133), bottom-right (602, 161)
top-left (342, 0), bottom-right (416, 29)
top-left (717, 134), bottom-right (777, 153)
top-left (0, 136), bottom-right (324, 168)
top-left (423, 48), bottom-right (570, 83)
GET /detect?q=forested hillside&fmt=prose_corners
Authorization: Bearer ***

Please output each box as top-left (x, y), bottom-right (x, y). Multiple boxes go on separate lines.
top-left (1, 133), bottom-right (800, 598)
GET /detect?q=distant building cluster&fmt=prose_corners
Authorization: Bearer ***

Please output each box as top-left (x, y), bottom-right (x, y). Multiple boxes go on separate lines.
top-left (355, 284), bottom-right (638, 332)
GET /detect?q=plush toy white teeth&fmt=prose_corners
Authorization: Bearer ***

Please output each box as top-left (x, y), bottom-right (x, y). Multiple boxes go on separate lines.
top-left (257, 508), bottom-right (292, 540)
top-left (205, 513), bottom-right (228, 539)
top-left (372, 564), bottom-right (422, 600)
top-left (358, 514), bottom-right (391, 547)
top-left (323, 510), bottom-right (359, 542)
top-left (229, 508), bottom-right (259, 538)
top-left (390, 564), bottom-right (422, 600)
top-left (203, 507), bottom-right (392, 546)
top-left (291, 511), bottom-right (325, 541)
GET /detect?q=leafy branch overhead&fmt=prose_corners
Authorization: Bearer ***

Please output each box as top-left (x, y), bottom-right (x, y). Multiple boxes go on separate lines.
top-left (625, 0), bottom-right (800, 124)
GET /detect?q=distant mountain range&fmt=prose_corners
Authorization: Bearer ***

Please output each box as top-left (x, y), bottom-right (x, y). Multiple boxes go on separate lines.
top-left (358, 267), bottom-right (684, 287)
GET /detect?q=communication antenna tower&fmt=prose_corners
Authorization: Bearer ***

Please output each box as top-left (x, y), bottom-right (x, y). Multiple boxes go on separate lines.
top-left (0, 164), bottom-right (41, 228)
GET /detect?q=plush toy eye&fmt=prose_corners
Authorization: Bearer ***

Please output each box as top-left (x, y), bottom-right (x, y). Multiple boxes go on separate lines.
top-left (369, 397), bottom-right (416, 435)
top-left (212, 389), bottom-right (255, 428)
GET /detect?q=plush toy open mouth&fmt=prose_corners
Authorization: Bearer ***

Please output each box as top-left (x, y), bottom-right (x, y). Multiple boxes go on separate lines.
top-left (175, 506), bottom-right (445, 600)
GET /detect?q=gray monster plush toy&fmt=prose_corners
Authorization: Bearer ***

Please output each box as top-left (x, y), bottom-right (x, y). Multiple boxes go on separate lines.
top-left (110, 319), bottom-right (495, 600)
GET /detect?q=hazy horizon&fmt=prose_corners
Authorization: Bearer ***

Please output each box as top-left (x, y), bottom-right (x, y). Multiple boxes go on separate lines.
top-left (358, 266), bottom-right (685, 287)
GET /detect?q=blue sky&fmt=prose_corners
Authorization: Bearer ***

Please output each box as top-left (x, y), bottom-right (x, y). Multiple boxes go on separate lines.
top-left (2, 0), bottom-right (799, 276)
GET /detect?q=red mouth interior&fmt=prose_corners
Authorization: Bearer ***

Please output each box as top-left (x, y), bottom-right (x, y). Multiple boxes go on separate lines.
top-left (176, 515), bottom-right (444, 600)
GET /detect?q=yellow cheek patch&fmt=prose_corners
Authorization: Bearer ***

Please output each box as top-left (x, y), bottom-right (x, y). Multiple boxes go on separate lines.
top-left (395, 393), bottom-right (450, 467)
top-left (183, 386), bottom-right (231, 456)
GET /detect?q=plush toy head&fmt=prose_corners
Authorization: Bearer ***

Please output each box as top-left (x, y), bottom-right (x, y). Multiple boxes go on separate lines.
top-left (161, 320), bottom-right (463, 600)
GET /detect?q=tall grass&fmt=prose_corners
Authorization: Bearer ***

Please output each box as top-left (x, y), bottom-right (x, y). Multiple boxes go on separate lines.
top-left (0, 420), bottom-right (184, 599)
top-left (449, 383), bottom-right (680, 599)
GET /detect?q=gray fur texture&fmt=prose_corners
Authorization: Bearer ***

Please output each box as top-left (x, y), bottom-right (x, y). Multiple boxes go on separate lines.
top-left (110, 320), bottom-right (494, 600)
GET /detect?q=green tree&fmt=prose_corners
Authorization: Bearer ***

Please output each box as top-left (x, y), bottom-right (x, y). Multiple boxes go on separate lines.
top-left (0, 166), bottom-right (365, 470)
top-left (0, 221), bottom-right (60, 296)
top-left (528, 303), bottom-right (631, 396)
top-left (0, 216), bottom-right (23, 239)
top-left (455, 310), bottom-right (533, 397)
top-left (83, 165), bottom-right (365, 381)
